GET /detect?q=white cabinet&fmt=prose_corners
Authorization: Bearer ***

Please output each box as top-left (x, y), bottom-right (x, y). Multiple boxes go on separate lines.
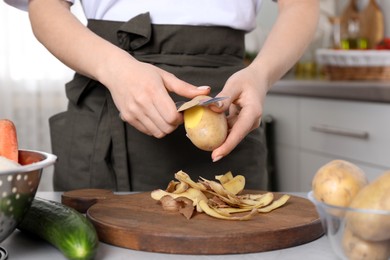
top-left (264, 95), bottom-right (390, 192)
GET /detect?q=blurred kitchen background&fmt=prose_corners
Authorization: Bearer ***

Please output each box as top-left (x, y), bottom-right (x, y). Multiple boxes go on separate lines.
top-left (1, 0), bottom-right (389, 191)
top-left (0, 1), bottom-right (86, 191)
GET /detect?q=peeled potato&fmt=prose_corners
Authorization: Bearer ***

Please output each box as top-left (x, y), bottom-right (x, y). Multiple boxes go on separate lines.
top-left (312, 160), bottom-right (368, 207)
top-left (184, 97), bottom-right (227, 151)
top-left (342, 226), bottom-right (390, 260)
top-left (346, 171), bottom-right (390, 241)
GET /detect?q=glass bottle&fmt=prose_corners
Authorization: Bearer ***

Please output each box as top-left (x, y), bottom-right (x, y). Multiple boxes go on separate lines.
top-left (340, 0), bottom-right (368, 50)
top-left (330, 16), bottom-right (342, 49)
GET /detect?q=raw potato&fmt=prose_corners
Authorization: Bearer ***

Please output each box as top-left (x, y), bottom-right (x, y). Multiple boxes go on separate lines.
top-left (342, 226), bottom-right (390, 260)
top-left (184, 96), bottom-right (227, 151)
top-left (312, 160), bottom-right (368, 207)
top-left (346, 171), bottom-right (390, 241)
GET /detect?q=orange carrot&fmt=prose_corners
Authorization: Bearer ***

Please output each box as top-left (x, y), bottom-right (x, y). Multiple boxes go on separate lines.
top-left (0, 119), bottom-right (19, 162)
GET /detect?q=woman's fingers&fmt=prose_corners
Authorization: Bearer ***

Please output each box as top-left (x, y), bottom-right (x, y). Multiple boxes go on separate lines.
top-left (160, 69), bottom-right (211, 99)
top-left (119, 95), bottom-right (181, 138)
top-left (212, 105), bottom-right (262, 162)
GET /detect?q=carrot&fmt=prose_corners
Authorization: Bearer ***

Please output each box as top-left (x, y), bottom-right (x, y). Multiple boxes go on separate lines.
top-left (0, 119), bottom-right (19, 162)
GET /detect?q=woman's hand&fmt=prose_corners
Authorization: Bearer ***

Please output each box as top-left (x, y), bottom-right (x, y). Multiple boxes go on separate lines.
top-left (210, 65), bottom-right (268, 162)
top-left (103, 55), bottom-right (210, 138)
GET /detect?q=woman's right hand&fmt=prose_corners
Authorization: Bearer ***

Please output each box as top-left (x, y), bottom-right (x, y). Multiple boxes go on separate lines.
top-left (101, 53), bottom-right (210, 138)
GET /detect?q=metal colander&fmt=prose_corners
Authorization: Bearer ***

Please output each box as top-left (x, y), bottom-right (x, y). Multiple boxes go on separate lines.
top-left (0, 150), bottom-right (56, 244)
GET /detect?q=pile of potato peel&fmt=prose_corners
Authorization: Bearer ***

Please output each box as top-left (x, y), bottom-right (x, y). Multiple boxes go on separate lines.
top-left (151, 171), bottom-right (290, 220)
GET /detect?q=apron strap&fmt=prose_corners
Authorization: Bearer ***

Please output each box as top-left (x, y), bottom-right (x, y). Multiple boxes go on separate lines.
top-left (88, 13), bottom-right (246, 67)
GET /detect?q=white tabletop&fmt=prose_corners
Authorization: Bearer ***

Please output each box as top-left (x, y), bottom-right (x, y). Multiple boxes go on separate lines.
top-left (0, 192), bottom-right (338, 260)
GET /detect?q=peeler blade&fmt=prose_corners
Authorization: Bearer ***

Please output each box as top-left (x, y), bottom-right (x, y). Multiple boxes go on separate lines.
top-left (176, 96), bottom-right (229, 112)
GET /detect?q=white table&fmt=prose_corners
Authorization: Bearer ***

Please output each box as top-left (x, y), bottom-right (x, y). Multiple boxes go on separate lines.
top-left (0, 192), bottom-right (338, 260)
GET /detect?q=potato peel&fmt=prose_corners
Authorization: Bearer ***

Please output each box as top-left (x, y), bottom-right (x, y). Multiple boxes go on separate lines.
top-left (215, 171), bottom-right (233, 184)
top-left (172, 181), bottom-right (189, 194)
top-left (257, 195), bottom-right (291, 213)
top-left (221, 175), bottom-right (245, 195)
top-left (151, 171), bottom-right (290, 220)
top-left (175, 171), bottom-right (207, 191)
top-left (198, 200), bottom-right (257, 221)
top-left (239, 192), bottom-right (274, 208)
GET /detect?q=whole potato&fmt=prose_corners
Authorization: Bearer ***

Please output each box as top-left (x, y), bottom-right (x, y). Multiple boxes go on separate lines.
top-left (342, 226), bottom-right (390, 260)
top-left (184, 97), bottom-right (227, 151)
top-left (312, 160), bottom-right (368, 207)
top-left (346, 171), bottom-right (390, 241)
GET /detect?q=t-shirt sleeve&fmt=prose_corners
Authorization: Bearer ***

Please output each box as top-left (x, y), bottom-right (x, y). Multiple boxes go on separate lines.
top-left (3, 0), bottom-right (74, 11)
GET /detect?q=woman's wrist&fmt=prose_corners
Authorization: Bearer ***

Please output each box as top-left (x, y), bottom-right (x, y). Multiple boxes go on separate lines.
top-left (95, 46), bottom-right (137, 89)
top-left (247, 59), bottom-right (273, 92)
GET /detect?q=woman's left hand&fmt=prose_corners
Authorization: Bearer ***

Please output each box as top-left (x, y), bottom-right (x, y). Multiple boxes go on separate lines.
top-left (209, 65), bottom-right (269, 162)
top-left (210, 0), bottom-right (320, 162)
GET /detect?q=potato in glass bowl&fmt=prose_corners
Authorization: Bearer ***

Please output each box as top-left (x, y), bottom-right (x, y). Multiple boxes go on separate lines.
top-left (308, 191), bottom-right (390, 260)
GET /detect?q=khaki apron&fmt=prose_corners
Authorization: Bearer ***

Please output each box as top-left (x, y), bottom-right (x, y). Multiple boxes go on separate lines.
top-left (49, 13), bottom-right (268, 191)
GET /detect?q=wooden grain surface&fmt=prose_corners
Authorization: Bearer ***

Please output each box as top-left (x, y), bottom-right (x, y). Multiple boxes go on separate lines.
top-left (62, 189), bottom-right (324, 255)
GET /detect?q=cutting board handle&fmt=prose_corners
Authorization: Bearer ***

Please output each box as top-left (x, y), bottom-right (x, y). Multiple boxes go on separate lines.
top-left (61, 189), bottom-right (116, 213)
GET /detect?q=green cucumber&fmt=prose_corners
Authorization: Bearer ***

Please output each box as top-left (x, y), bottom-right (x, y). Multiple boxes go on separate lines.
top-left (17, 197), bottom-right (99, 260)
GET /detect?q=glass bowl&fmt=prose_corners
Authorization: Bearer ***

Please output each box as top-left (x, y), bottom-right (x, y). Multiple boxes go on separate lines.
top-left (308, 191), bottom-right (390, 260)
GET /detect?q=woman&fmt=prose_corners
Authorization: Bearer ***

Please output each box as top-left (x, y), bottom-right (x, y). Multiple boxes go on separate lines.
top-left (4, 0), bottom-right (319, 191)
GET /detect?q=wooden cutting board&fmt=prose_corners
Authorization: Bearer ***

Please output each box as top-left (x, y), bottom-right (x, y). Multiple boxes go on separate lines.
top-left (62, 189), bottom-right (324, 255)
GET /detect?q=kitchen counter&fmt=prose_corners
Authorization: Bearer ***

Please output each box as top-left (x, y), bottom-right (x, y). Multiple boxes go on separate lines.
top-left (265, 79), bottom-right (390, 191)
top-left (271, 79), bottom-right (390, 103)
top-left (0, 192), bottom-right (337, 260)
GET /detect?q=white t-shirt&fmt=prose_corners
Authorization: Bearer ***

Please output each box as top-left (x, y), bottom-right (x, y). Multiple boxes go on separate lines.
top-left (4, 0), bottom-right (267, 31)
